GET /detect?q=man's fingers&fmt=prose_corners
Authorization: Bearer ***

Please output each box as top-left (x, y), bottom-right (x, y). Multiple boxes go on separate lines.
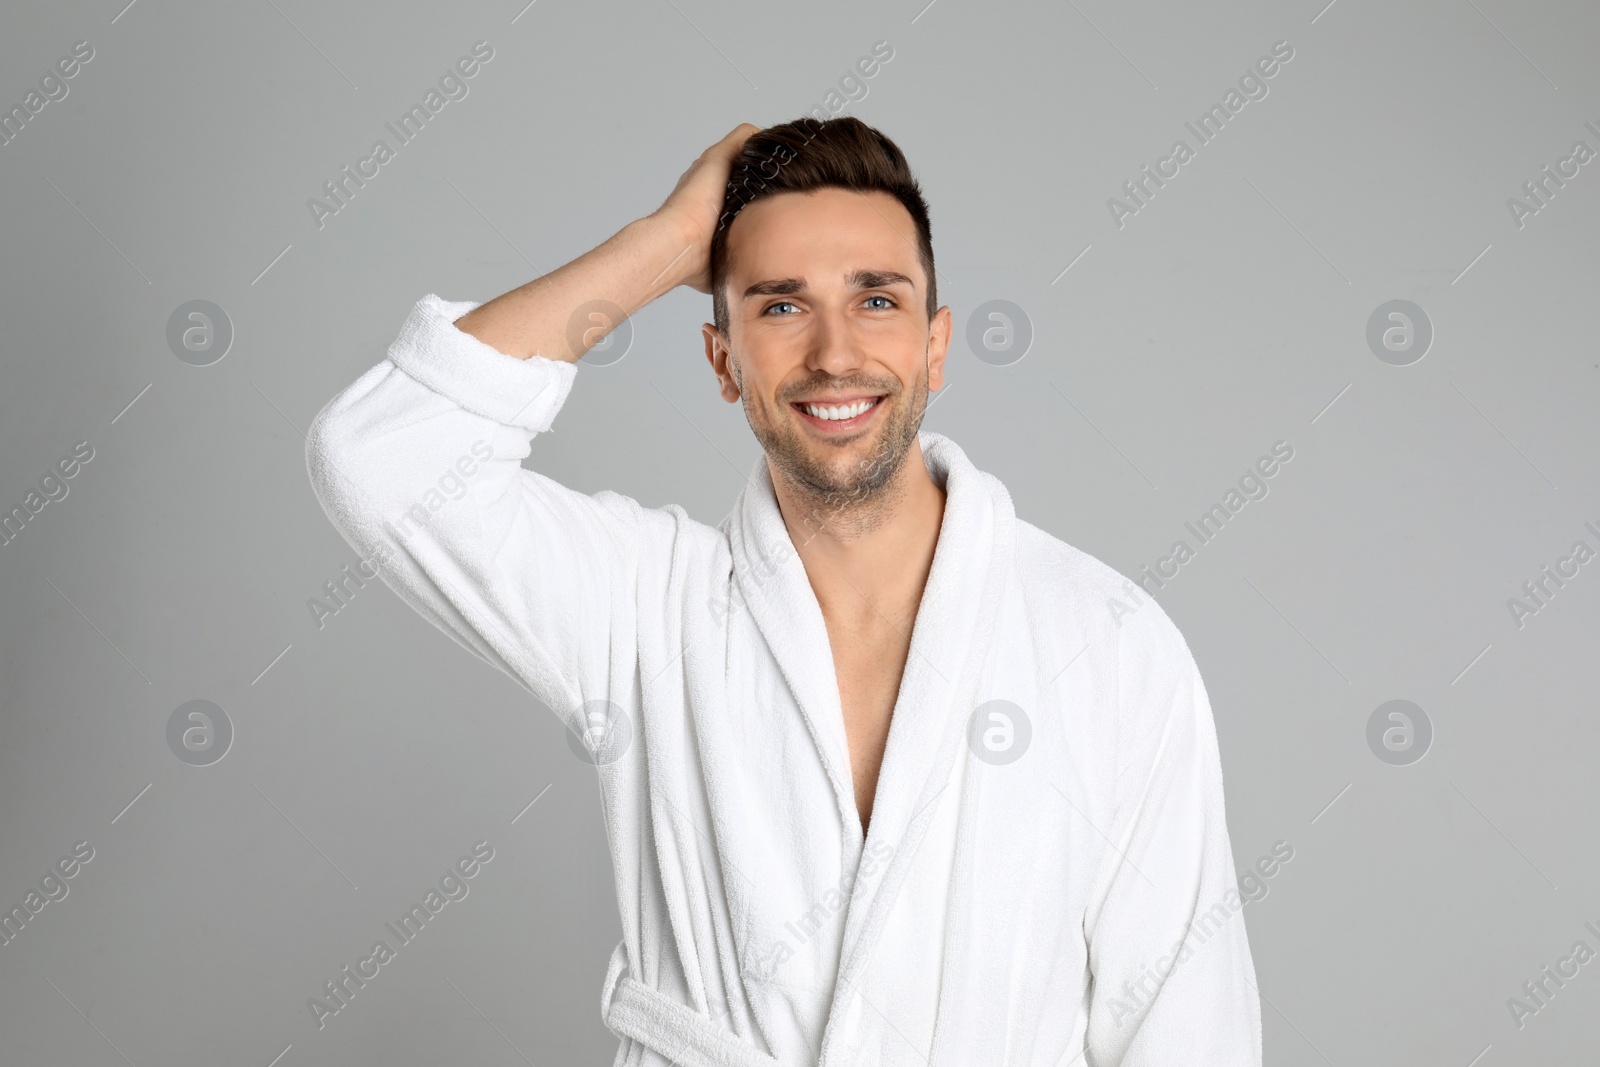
top-left (715, 122), bottom-right (759, 157)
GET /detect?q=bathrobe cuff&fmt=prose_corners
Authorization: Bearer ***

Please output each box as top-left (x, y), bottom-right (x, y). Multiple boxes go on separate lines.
top-left (385, 292), bottom-right (579, 432)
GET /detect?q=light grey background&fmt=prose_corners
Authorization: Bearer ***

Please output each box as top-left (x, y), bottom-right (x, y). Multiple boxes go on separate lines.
top-left (2, 0), bottom-right (1597, 1063)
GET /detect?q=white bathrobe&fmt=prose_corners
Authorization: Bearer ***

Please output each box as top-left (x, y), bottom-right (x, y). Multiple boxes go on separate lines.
top-left (306, 294), bottom-right (1262, 1066)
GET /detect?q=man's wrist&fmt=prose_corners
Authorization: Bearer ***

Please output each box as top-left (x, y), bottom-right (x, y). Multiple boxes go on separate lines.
top-left (631, 211), bottom-right (702, 294)
top-left (640, 206), bottom-right (697, 251)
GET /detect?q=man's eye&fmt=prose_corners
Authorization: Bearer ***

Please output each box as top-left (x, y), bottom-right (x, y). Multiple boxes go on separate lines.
top-left (864, 295), bottom-right (896, 310)
top-left (764, 301), bottom-right (798, 316)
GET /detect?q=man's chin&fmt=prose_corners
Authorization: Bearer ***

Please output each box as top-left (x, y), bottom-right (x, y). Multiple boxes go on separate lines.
top-left (775, 426), bottom-right (907, 500)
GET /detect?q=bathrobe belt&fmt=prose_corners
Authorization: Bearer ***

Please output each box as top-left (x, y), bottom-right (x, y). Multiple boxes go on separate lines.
top-left (601, 943), bottom-right (785, 1067)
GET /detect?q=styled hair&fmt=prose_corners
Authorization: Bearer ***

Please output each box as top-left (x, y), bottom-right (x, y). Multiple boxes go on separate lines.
top-left (710, 116), bottom-right (935, 336)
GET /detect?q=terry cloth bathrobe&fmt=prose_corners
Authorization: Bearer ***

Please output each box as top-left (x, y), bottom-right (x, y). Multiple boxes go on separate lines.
top-left (306, 294), bottom-right (1263, 1067)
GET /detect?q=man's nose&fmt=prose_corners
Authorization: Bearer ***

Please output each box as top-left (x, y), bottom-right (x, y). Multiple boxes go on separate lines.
top-left (804, 304), bottom-right (867, 374)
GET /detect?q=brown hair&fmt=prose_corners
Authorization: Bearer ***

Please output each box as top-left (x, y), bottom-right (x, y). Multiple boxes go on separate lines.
top-left (710, 116), bottom-right (936, 336)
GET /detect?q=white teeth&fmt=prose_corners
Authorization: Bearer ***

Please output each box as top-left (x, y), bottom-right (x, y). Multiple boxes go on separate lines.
top-left (801, 398), bottom-right (877, 420)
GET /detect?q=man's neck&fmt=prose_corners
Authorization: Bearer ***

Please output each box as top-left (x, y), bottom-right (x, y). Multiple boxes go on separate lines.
top-left (768, 440), bottom-right (948, 628)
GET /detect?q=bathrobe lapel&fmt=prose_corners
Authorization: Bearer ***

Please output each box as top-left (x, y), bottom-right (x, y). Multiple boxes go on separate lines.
top-left (726, 452), bottom-right (863, 846)
top-left (727, 431), bottom-right (1017, 1039)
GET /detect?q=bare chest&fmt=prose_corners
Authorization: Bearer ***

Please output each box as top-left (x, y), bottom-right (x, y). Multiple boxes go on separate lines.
top-left (826, 617), bottom-right (915, 834)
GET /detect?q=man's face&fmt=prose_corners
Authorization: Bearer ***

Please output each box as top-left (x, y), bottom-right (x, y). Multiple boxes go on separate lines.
top-left (702, 187), bottom-right (951, 505)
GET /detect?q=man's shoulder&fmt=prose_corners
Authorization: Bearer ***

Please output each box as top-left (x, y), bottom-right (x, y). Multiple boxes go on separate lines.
top-left (1011, 516), bottom-right (1192, 662)
top-left (589, 488), bottom-right (729, 566)
top-left (1012, 517), bottom-right (1127, 598)
top-left (1012, 520), bottom-right (1207, 766)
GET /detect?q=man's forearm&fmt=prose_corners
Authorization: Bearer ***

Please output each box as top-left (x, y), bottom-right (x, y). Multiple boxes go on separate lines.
top-left (452, 212), bottom-right (697, 363)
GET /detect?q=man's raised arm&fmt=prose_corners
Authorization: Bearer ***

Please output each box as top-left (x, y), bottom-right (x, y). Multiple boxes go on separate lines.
top-left (303, 123), bottom-right (756, 722)
top-left (454, 122), bottom-right (757, 360)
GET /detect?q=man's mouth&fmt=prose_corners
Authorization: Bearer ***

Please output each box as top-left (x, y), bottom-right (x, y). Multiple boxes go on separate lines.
top-left (791, 395), bottom-right (886, 432)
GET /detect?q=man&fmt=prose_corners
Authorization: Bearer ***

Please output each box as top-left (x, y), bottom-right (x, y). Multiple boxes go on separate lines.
top-left (307, 117), bottom-right (1261, 1065)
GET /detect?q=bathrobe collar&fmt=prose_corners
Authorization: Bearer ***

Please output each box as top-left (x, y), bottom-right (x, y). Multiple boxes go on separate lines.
top-left (726, 430), bottom-right (1018, 1008)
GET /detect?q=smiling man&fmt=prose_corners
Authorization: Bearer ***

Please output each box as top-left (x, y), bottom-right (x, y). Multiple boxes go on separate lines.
top-left (307, 117), bottom-right (1261, 1065)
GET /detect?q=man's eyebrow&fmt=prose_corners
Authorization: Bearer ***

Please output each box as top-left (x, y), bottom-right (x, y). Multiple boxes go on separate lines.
top-left (741, 269), bottom-right (917, 301)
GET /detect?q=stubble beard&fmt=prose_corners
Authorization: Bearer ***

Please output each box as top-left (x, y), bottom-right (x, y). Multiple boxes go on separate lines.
top-left (740, 358), bottom-right (930, 541)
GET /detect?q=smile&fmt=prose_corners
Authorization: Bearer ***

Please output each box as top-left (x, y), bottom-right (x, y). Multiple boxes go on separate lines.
top-left (791, 396), bottom-right (886, 431)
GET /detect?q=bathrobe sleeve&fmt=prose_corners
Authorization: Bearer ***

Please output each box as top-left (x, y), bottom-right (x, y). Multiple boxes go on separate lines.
top-left (1081, 601), bottom-right (1262, 1066)
top-left (305, 292), bottom-right (641, 726)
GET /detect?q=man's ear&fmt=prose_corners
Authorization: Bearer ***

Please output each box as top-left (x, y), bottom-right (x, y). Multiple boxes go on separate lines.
top-left (701, 322), bottom-right (742, 403)
top-left (925, 305), bottom-right (953, 392)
